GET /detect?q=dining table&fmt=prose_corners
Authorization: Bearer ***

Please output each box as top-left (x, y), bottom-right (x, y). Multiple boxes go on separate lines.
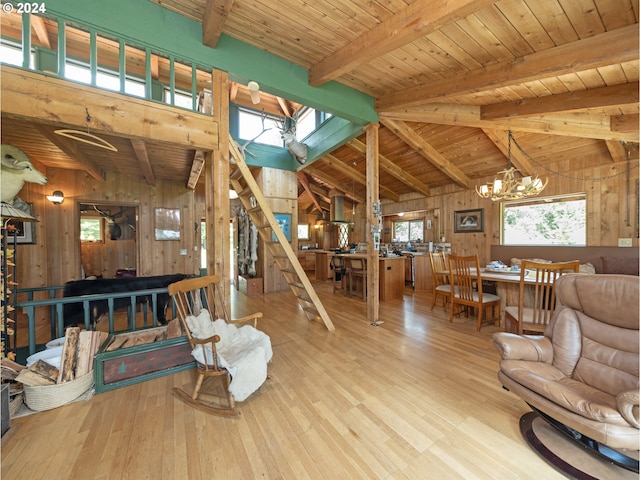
top-left (433, 267), bottom-right (541, 329)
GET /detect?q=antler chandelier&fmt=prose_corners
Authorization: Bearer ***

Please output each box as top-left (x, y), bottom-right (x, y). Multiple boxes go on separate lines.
top-left (476, 131), bottom-right (547, 201)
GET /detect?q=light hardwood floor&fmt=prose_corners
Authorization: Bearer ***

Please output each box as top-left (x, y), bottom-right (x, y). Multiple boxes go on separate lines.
top-left (2, 281), bottom-right (566, 480)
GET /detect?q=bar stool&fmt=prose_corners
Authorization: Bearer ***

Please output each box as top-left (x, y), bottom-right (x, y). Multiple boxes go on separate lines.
top-left (346, 257), bottom-right (366, 300)
top-left (330, 255), bottom-right (347, 295)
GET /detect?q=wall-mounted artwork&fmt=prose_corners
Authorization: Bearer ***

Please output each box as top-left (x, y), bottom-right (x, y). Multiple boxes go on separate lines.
top-left (272, 213), bottom-right (291, 242)
top-left (6, 203), bottom-right (36, 244)
top-left (454, 208), bottom-right (484, 233)
top-left (155, 208), bottom-right (180, 240)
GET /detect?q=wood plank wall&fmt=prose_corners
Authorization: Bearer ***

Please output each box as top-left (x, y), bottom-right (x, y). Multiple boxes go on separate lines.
top-left (256, 167), bottom-right (298, 293)
top-left (15, 166), bottom-right (201, 293)
top-left (13, 150), bottom-right (637, 299)
top-left (381, 158), bottom-right (639, 264)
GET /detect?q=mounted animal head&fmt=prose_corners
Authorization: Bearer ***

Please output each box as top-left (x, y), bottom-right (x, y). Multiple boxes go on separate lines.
top-left (1, 144), bottom-right (48, 204)
top-left (277, 116), bottom-right (308, 165)
top-left (93, 205), bottom-right (127, 240)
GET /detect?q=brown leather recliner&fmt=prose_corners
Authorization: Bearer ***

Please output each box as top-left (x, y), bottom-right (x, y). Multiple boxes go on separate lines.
top-left (493, 274), bottom-right (639, 470)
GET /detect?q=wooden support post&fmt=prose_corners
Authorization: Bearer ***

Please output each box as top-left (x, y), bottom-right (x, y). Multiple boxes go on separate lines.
top-left (365, 123), bottom-right (380, 325)
top-left (209, 70), bottom-right (231, 307)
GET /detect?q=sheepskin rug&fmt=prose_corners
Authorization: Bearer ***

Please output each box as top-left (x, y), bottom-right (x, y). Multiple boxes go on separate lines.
top-left (185, 309), bottom-right (272, 402)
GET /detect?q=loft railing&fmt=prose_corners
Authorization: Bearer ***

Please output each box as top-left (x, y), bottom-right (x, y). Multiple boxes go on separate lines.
top-left (17, 286), bottom-right (177, 356)
top-left (2, 10), bottom-right (213, 113)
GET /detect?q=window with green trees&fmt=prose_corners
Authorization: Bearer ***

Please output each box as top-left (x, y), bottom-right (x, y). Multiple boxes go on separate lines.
top-left (393, 220), bottom-right (424, 242)
top-left (502, 194), bottom-right (586, 246)
top-left (80, 218), bottom-right (103, 242)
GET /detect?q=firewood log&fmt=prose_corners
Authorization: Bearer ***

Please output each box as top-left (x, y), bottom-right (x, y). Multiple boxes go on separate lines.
top-left (29, 359), bottom-right (59, 383)
top-left (58, 327), bottom-right (80, 383)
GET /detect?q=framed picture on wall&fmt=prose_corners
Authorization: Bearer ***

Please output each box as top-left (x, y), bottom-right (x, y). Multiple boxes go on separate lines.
top-left (155, 208), bottom-right (181, 240)
top-left (6, 203), bottom-right (36, 244)
top-left (272, 213), bottom-right (292, 242)
top-left (454, 208), bottom-right (484, 233)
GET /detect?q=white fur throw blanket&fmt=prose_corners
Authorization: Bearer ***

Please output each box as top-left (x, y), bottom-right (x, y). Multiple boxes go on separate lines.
top-left (185, 309), bottom-right (272, 402)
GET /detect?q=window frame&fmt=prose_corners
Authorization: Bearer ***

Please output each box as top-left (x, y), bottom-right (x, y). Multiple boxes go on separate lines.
top-left (501, 193), bottom-right (587, 246)
top-left (393, 219), bottom-right (425, 243)
top-left (298, 224), bottom-right (310, 240)
top-left (80, 217), bottom-right (104, 243)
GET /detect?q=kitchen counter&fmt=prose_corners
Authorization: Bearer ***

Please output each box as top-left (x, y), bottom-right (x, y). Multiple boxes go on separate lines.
top-left (335, 253), bottom-right (405, 300)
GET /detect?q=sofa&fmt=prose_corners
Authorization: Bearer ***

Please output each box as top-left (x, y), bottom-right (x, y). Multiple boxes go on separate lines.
top-left (490, 245), bottom-right (639, 275)
top-left (493, 274), bottom-right (639, 469)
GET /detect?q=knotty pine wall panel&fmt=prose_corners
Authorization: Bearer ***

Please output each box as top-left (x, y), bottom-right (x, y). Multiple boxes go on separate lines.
top-left (381, 159), bottom-right (638, 266)
top-left (15, 167), bottom-right (201, 290)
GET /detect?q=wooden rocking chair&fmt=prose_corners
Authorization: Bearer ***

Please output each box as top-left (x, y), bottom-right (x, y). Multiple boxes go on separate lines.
top-left (168, 275), bottom-right (269, 417)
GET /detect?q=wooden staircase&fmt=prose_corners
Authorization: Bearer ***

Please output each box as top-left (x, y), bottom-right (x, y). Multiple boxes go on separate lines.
top-left (228, 137), bottom-right (335, 331)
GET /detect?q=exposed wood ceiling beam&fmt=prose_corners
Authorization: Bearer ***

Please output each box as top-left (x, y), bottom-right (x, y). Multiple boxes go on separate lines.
top-left (605, 140), bottom-right (628, 163)
top-left (376, 24), bottom-right (639, 111)
top-left (380, 118), bottom-right (471, 189)
top-left (304, 167), bottom-right (365, 204)
top-left (308, 183), bottom-right (331, 203)
top-left (297, 172), bottom-right (324, 213)
top-left (611, 114), bottom-right (639, 133)
top-left (308, 0), bottom-right (495, 86)
top-left (324, 154), bottom-right (400, 202)
top-left (36, 125), bottom-right (105, 182)
top-left (186, 150), bottom-right (206, 188)
top-left (229, 82), bottom-right (239, 102)
top-left (482, 129), bottom-right (535, 177)
top-left (481, 82), bottom-right (640, 120)
top-left (31, 15), bottom-right (51, 49)
top-left (150, 55), bottom-right (159, 80)
top-left (130, 139), bottom-right (156, 185)
top-left (347, 138), bottom-right (430, 197)
top-left (202, 0), bottom-right (235, 48)
top-left (276, 96), bottom-right (292, 117)
top-left (379, 104), bottom-right (638, 142)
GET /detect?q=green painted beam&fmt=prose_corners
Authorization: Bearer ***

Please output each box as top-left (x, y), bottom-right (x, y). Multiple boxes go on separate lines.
top-left (44, 0), bottom-right (378, 125)
top-left (301, 117), bottom-right (364, 170)
top-left (232, 116), bottom-right (364, 171)
top-left (232, 140), bottom-right (297, 170)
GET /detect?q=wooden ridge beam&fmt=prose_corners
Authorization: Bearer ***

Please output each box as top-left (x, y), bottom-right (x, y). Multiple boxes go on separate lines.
top-left (36, 124), bottom-right (105, 182)
top-left (376, 24), bottom-right (639, 111)
top-left (379, 103), bottom-right (638, 142)
top-left (130, 139), bottom-right (156, 186)
top-left (202, 0), bottom-right (235, 48)
top-left (380, 118), bottom-right (471, 189)
top-left (324, 154), bottom-right (400, 202)
top-left (481, 82), bottom-right (640, 120)
top-left (309, 0), bottom-right (495, 86)
top-left (347, 138), bottom-right (430, 197)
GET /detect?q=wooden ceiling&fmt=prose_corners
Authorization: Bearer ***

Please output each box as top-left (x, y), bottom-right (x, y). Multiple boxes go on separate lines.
top-left (2, 0), bottom-right (638, 214)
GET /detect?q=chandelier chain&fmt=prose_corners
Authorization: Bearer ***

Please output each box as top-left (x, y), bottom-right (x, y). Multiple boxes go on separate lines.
top-left (510, 135), bottom-right (638, 182)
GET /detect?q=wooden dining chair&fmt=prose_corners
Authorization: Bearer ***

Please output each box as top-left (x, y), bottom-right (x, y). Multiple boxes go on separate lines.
top-left (168, 275), bottom-right (269, 416)
top-left (345, 257), bottom-right (367, 300)
top-left (448, 254), bottom-right (500, 331)
top-left (429, 252), bottom-right (451, 310)
top-left (504, 260), bottom-right (579, 335)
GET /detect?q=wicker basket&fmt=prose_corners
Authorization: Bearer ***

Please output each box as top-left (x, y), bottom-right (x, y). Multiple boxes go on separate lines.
top-left (23, 372), bottom-right (94, 412)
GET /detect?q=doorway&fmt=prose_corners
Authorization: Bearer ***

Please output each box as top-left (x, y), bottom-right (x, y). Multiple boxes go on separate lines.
top-left (79, 203), bottom-right (138, 279)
